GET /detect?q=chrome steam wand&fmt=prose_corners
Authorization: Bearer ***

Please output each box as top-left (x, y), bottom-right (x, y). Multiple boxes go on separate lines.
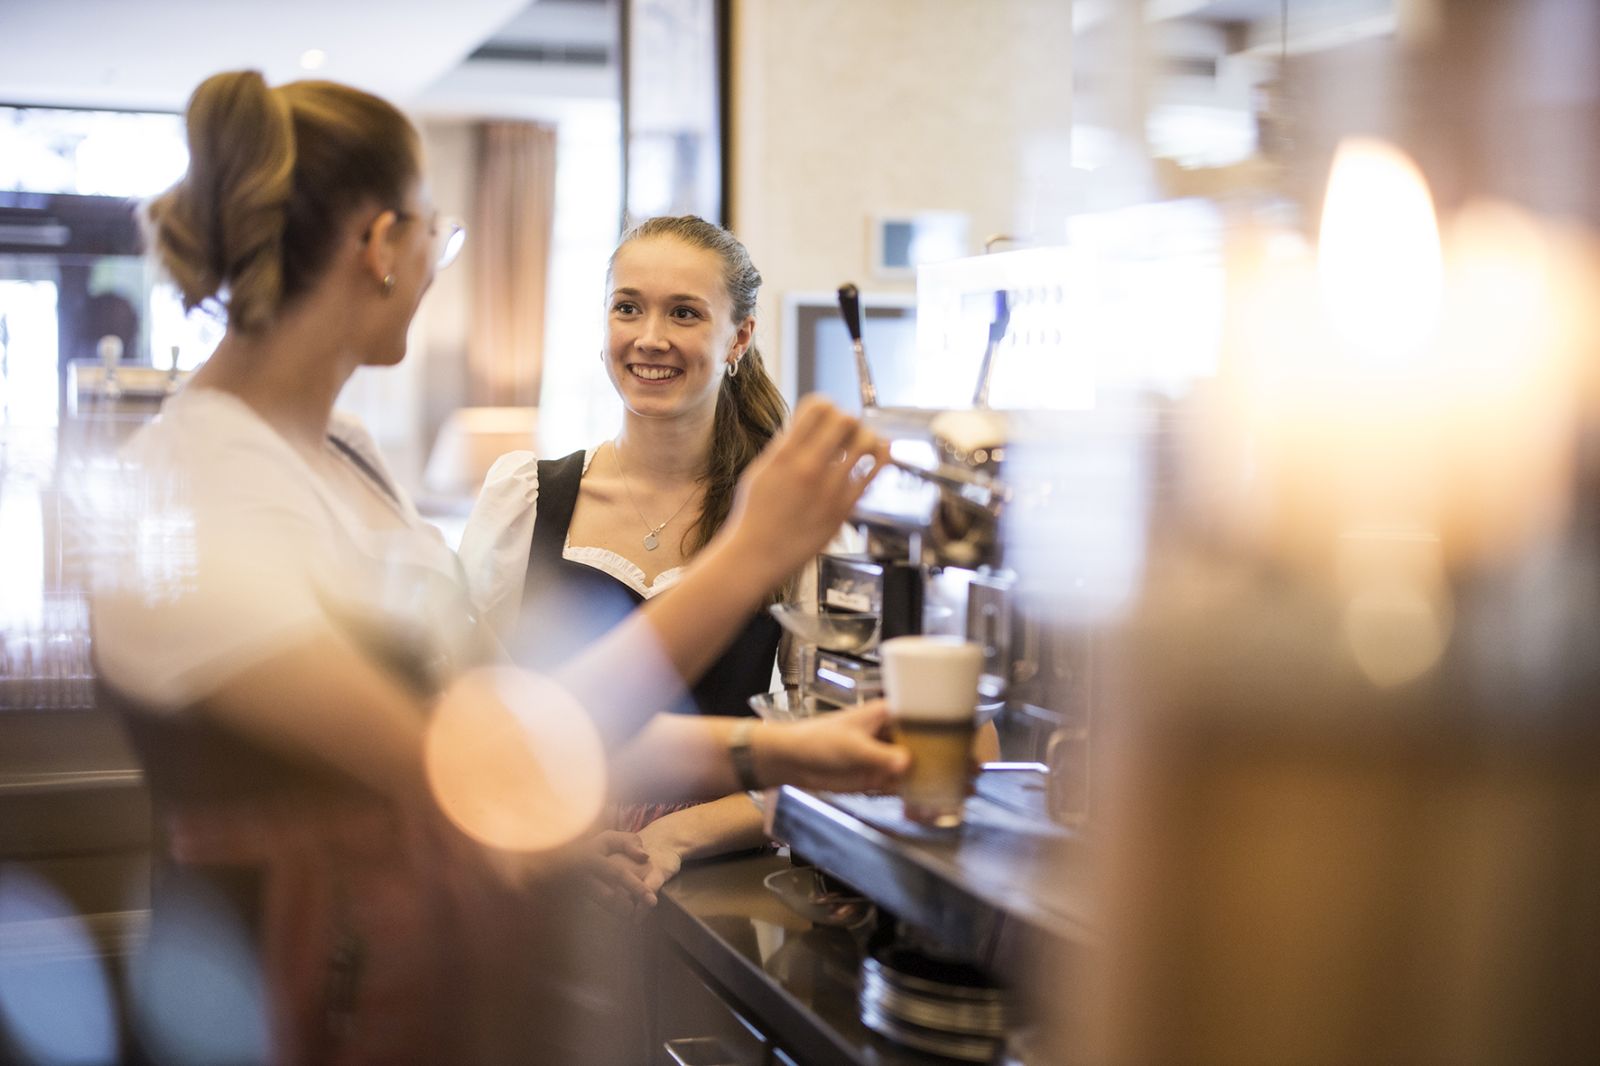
top-left (836, 282), bottom-right (878, 410)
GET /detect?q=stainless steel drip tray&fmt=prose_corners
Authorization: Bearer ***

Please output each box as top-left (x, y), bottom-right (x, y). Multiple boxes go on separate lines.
top-left (972, 762), bottom-right (1052, 821)
top-left (821, 791), bottom-right (1062, 852)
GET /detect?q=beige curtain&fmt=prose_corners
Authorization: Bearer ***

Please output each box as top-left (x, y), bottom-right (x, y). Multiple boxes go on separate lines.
top-left (468, 121), bottom-right (557, 406)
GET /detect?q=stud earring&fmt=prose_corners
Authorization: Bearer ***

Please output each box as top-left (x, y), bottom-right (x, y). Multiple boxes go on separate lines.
top-left (381, 274), bottom-right (396, 296)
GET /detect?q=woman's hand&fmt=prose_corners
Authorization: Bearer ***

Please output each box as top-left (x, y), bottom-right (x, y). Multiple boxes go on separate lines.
top-left (752, 701), bottom-right (909, 793)
top-left (723, 396), bottom-right (887, 583)
top-left (576, 829), bottom-right (684, 918)
top-left (633, 828), bottom-right (685, 898)
top-left (573, 829), bottom-right (660, 917)
top-left (565, 398), bottom-right (886, 746)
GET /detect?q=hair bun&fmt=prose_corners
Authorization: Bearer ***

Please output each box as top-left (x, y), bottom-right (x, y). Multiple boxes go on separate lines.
top-left (144, 70), bottom-right (296, 331)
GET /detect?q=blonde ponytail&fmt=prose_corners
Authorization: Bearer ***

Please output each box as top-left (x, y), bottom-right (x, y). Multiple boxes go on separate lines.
top-left (145, 71), bottom-right (294, 332)
top-left (144, 71), bottom-right (418, 332)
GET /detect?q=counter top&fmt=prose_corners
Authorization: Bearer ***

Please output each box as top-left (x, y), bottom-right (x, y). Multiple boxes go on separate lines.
top-left (771, 771), bottom-right (1093, 965)
top-left (657, 771), bottom-right (1090, 1064)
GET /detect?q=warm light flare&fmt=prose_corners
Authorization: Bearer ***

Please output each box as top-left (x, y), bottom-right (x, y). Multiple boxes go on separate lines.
top-left (1337, 527), bottom-right (1453, 687)
top-left (425, 667), bottom-right (607, 853)
top-left (1342, 581), bottom-right (1451, 687)
top-left (1433, 202), bottom-right (1577, 558)
top-left (1219, 142), bottom-right (1584, 576)
top-left (1318, 138), bottom-right (1443, 367)
top-left (1441, 203), bottom-right (1555, 380)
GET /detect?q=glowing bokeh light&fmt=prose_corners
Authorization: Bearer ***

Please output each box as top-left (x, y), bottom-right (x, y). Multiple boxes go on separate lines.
top-left (129, 874), bottom-right (269, 1065)
top-left (1318, 138), bottom-right (1444, 369)
top-left (425, 667), bottom-right (608, 853)
top-left (0, 866), bottom-right (119, 1065)
top-left (1342, 578), bottom-right (1452, 688)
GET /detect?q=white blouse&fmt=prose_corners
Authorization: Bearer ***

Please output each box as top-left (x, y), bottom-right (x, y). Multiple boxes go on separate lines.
top-left (459, 447), bottom-right (862, 692)
top-left (92, 387), bottom-right (477, 708)
top-left (457, 448), bottom-right (695, 640)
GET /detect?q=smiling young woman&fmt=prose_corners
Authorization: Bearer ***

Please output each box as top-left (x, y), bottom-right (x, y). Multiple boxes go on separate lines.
top-left (597, 216), bottom-right (788, 566)
top-left (459, 216), bottom-right (794, 907)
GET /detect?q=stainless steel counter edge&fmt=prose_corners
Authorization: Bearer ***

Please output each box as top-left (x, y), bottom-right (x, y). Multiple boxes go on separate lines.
top-left (770, 786), bottom-right (1096, 960)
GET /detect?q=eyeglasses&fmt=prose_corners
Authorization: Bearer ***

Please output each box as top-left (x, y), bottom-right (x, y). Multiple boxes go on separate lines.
top-left (394, 211), bottom-right (468, 271)
top-left (432, 217), bottom-right (467, 271)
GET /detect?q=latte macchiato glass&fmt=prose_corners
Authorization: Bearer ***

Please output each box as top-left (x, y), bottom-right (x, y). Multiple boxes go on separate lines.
top-left (879, 636), bottom-right (983, 828)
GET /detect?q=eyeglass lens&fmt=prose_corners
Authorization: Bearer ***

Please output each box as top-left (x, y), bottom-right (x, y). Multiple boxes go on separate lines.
top-left (436, 220), bottom-right (466, 269)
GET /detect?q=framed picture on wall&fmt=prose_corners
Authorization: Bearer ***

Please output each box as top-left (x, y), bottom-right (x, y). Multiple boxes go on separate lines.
top-left (621, 0), bottom-right (730, 226)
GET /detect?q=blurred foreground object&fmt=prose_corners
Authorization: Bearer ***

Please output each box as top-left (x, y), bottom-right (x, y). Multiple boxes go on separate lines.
top-left (1071, 0), bottom-right (1600, 1060)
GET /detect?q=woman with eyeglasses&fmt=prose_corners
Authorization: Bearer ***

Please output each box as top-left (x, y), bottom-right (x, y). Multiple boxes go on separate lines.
top-left (91, 71), bottom-right (898, 1064)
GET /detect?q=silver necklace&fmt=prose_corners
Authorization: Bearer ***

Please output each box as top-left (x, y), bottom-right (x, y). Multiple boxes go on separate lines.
top-left (612, 439), bottom-right (698, 551)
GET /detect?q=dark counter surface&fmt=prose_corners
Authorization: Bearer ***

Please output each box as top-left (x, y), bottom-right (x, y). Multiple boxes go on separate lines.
top-left (657, 852), bottom-right (959, 1066)
top-left (771, 771), bottom-right (1093, 963)
top-left (657, 772), bottom-right (1089, 1065)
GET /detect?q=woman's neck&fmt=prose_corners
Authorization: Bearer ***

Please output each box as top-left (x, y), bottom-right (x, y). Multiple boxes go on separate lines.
top-left (614, 408), bottom-right (716, 485)
top-left (191, 302), bottom-right (360, 452)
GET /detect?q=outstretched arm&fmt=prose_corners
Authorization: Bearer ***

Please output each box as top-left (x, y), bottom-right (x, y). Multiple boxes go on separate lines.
top-left (609, 702), bottom-right (906, 802)
top-left (556, 398), bottom-right (886, 745)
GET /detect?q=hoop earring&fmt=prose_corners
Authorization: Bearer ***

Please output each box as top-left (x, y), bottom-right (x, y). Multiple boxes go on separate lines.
top-left (381, 274), bottom-right (396, 296)
top-left (726, 358), bottom-right (739, 379)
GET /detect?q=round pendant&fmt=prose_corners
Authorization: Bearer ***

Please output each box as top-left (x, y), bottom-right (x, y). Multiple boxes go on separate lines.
top-left (643, 531), bottom-right (660, 551)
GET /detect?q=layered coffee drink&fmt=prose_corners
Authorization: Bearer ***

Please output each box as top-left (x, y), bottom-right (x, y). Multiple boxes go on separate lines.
top-left (879, 636), bottom-right (984, 828)
top-left (892, 717), bottom-right (978, 827)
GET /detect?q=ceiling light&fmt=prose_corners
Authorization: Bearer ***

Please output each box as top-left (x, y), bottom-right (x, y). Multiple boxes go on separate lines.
top-left (299, 49), bottom-right (327, 71)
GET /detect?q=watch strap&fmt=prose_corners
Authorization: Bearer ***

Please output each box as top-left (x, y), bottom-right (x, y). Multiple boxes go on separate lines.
top-left (729, 718), bottom-right (762, 792)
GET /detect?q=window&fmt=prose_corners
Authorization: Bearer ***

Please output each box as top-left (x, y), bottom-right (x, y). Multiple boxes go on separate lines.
top-left (0, 107), bottom-right (219, 424)
top-left (0, 106), bottom-right (187, 198)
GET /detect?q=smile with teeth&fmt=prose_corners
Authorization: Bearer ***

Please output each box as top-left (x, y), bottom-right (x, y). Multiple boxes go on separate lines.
top-left (629, 364), bottom-right (683, 381)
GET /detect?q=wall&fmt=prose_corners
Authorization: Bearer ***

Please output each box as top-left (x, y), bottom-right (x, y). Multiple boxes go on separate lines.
top-left (345, 112), bottom-right (622, 492)
top-left (417, 110), bottom-right (626, 465)
top-left (728, 0), bottom-right (1075, 384)
top-left (415, 120), bottom-right (478, 472)
top-left (331, 120), bottom-right (475, 493)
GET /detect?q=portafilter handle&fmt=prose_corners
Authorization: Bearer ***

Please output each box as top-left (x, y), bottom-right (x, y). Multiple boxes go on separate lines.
top-left (837, 282), bottom-right (878, 410)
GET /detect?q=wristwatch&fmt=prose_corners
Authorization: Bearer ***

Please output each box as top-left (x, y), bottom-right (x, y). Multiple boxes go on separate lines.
top-left (729, 718), bottom-right (762, 792)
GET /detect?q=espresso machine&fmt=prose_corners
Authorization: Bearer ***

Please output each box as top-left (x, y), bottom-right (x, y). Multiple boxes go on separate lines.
top-left (786, 280), bottom-right (1015, 711)
top-left (759, 258), bottom-right (1165, 1063)
top-left (772, 275), bottom-right (1106, 828)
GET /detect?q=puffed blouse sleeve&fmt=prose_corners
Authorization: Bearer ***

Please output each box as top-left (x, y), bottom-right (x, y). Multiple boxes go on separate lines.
top-left (457, 450), bottom-right (541, 640)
